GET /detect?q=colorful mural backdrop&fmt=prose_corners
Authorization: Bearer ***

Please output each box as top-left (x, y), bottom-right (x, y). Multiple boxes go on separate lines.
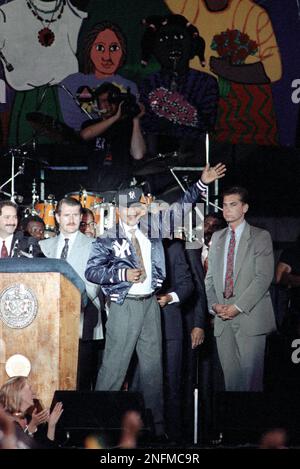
top-left (0, 0), bottom-right (299, 147)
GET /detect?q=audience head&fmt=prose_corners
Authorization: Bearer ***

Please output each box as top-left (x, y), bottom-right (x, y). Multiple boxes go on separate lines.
top-left (259, 427), bottom-right (288, 449)
top-left (204, 213), bottom-right (226, 245)
top-left (0, 377), bottom-right (34, 417)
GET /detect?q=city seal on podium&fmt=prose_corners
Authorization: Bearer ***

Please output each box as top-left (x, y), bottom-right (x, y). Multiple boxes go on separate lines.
top-left (0, 283), bottom-right (38, 329)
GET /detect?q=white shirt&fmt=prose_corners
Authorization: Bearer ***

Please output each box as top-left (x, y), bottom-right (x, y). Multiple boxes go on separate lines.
top-left (56, 231), bottom-right (78, 259)
top-left (0, 0), bottom-right (87, 90)
top-left (122, 222), bottom-right (153, 295)
top-left (0, 234), bottom-right (14, 257)
top-left (201, 243), bottom-right (209, 267)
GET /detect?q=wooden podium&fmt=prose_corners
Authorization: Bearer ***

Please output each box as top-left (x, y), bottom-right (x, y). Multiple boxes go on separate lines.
top-left (0, 259), bottom-right (86, 408)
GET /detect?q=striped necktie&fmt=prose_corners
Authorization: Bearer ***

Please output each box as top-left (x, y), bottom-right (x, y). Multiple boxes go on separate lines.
top-left (60, 238), bottom-right (69, 260)
top-left (224, 229), bottom-right (235, 299)
top-left (129, 229), bottom-right (147, 282)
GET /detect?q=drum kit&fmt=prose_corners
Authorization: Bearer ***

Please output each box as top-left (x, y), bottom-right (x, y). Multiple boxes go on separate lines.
top-left (32, 193), bottom-right (57, 238)
top-left (1, 111), bottom-right (210, 238)
top-left (0, 112), bottom-right (81, 238)
top-left (65, 189), bottom-right (119, 236)
top-left (20, 187), bottom-right (122, 238)
top-left (17, 187), bottom-right (120, 238)
top-left (0, 145), bottom-right (197, 239)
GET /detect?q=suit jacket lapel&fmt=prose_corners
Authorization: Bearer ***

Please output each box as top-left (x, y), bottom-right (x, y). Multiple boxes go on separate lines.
top-left (9, 233), bottom-right (17, 257)
top-left (234, 222), bottom-right (251, 284)
top-left (68, 231), bottom-right (81, 266)
top-left (215, 229), bottom-right (227, 296)
top-left (43, 236), bottom-right (58, 258)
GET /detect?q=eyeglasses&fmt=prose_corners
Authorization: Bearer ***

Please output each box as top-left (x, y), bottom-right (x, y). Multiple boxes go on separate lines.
top-left (80, 222), bottom-right (96, 228)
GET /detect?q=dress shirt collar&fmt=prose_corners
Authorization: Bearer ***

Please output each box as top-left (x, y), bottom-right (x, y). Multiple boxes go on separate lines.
top-left (228, 220), bottom-right (246, 238)
top-left (58, 231), bottom-right (78, 243)
top-left (121, 221), bottom-right (139, 238)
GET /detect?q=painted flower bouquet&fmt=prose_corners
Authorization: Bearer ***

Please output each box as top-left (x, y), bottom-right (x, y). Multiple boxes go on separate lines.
top-left (211, 29), bottom-right (258, 96)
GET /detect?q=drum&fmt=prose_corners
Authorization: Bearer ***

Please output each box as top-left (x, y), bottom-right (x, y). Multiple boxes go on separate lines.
top-left (33, 198), bottom-right (57, 234)
top-left (34, 201), bottom-right (45, 219)
top-left (43, 199), bottom-right (57, 231)
top-left (66, 190), bottom-right (102, 210)
top-left (92, 203), bottom-right (119, 236)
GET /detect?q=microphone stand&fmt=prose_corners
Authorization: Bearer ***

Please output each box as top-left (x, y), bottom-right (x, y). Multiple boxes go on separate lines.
top-left (0, 134), bottom-right (45, 202)
top-left (0, 148), bottom-right (25, 202)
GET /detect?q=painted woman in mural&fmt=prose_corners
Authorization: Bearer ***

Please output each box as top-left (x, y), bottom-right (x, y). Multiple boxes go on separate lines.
top-left (0, 0), bottom-right (87, 145)
top-left (139, 14), bottom-right (219, 162)
top-left (165, 0), bottom-right (282, 145)
top-left (58, 21), bottom-right (138, 131)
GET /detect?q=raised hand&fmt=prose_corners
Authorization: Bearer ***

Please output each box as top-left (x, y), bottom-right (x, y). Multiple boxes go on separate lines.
top-left (201, 163), bottom-right (226, 184)
top-left (27, 407), bottom-right (49, 433)
top-left (47, 402), bottom-right (64, 441)
top-left (48, 402), bottom-right (64, 428)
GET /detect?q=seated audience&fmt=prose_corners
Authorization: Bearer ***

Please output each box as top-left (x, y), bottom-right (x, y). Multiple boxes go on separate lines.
top-left (0, 376), bottom-right (63, 447)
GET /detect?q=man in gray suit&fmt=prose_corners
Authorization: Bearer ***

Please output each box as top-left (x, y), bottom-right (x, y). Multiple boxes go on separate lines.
top-left (39, 197), bottom-right (103, 389)
top-left (205, 187), bottom-right (276, 391)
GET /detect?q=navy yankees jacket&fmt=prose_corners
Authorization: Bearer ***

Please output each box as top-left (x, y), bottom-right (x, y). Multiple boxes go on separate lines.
top-left (85, 180), bottom-right (207, 304)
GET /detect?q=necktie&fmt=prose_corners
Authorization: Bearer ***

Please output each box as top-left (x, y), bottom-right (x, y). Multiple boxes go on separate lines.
top-left (60, 238), bottom-right (69, 260)
top-left (224, 229), bottom-right (235, 299)
top-left (1, 240), bottom-right (8, 258)
top-left (129, 229), bottom-right (147, 282)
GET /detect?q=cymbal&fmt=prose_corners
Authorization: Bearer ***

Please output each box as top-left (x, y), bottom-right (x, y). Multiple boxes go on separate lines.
top-left (133, 157), bottom-right (169, 176)
top-left (157, 185), bottom-right (182, 204)
top-left (97, 190), bottom-right (117, 202)
top-left (133, 151), bottom-right (195, 176)
top-left (26, 112), bottom-right (80, 144)
top-left (160, 150), bottom-right (195, 164)
top-left (3, 152), bottom-right (48, 166)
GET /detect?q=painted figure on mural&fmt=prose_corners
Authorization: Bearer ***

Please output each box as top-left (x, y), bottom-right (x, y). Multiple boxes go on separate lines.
top-left (75, 0), bottom-right (170, 81)
top-left (165, 0), bottom-right (282, 145)
top-left (139, 14), bottom-right (219, 166)
top-left (58, 21), bottom-right (138, 132)
top-left (0, 0), bottom-right (88, 144)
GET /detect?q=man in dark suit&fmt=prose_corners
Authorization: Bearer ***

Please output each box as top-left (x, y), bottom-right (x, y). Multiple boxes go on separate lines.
top-left (157, 238), bottom-right (194, 443)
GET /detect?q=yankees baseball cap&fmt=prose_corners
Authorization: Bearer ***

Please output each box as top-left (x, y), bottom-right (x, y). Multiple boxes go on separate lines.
top-left (117, 187), bottom-right (143, 207)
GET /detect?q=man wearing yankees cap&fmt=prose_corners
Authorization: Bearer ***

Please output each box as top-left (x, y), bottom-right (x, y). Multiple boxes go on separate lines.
top-left (85, 163), bottom-right (226, 437)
